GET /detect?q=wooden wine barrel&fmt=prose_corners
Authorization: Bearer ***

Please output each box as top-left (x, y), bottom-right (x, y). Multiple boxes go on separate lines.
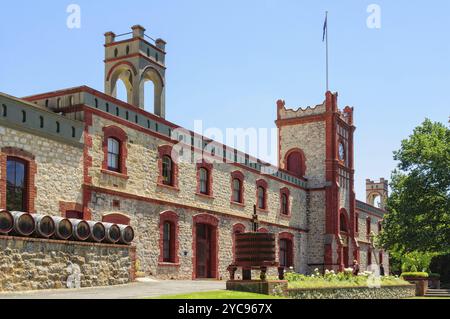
top-left (34, 214), bottom-right (56, 238)
top-left (235, 232), bottom-right (277, 267)
top-left (87, 221), bottom-right (106, 242)
top-left (11, 211), bottom-right (35, 236)
top-left (103, 223), bottom-right (121, 243)
top-left (70, 219), bottom-right (91, 241)
top-left (118, 225), bottom-right (134, 245)
top-left (52, 217), bottom-right (73, 240)
top-left (0, 209), bottom-right (14, 234)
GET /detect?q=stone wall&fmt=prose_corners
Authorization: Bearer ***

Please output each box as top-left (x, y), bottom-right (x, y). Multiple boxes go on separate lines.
top-left (0, 126), bottom-right (84, 215)
top-left (278, 121), bottom-right (326, 188)
top-left (88, 190), bottom-right (307, 280)
top-left (288, 284), bottom-right (416, 299)
top-left (87, 115), bottom-right (307, 230)
top-left (0, 235), bottom-right (135, 292)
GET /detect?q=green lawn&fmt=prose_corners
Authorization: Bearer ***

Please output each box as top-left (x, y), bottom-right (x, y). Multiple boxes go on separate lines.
top-left (152, 290), bottom-right (283, 299)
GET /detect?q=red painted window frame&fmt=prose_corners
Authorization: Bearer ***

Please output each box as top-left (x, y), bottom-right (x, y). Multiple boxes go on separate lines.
top-left (102, 126), bottom-right (128, 176)
top-left (0, 147), bottom-right (37, 213)
top-left (230, 171), bottom-right (245, 205)
top-left (279, 187), bottom-right (291, 216)
top-left (256, 179), bottom-right (268, 211)
top-left (159, 211), bottom-right (179, 265)
top-left (157, 145), bottom-right (179, 190)
top-left (284, 148), bottom-right (306, 178)
top-left (196, 161), bottom-right (213, 197)
top-left (278, 232), bottom-right (294, 268)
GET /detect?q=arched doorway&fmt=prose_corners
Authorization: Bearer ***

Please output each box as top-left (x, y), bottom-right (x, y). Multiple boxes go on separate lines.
top-left (192, 214), bottom-right (218, 279)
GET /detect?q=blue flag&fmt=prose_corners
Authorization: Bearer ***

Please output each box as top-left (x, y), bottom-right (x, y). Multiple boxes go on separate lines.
top-left (323, 12), bottom-right (328, 42)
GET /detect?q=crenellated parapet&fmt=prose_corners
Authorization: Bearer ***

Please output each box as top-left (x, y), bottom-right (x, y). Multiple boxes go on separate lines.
top-left (276, 92), bottom-right (354, 127)
top-left (277, 99), bottom-right (326, 121)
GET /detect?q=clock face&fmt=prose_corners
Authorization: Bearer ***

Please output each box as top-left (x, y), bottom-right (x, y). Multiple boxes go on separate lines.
top-left (339, 143), bottom-right (345, 161)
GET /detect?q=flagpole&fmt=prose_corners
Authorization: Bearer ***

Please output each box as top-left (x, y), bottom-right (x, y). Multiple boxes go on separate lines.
top-left (325, 11), bottom-right (329, 92)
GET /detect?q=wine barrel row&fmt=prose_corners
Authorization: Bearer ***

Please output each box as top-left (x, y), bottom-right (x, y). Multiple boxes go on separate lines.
top-left (0, 210), bottom-right (134, 245)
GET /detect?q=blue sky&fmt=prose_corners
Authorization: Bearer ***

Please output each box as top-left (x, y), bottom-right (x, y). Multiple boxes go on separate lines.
top-left (0, 0), bottom-right (449, 201)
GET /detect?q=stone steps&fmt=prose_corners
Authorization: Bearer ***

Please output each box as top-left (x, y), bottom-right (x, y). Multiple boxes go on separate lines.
top-left (425, 289), bottom-right (450, 297)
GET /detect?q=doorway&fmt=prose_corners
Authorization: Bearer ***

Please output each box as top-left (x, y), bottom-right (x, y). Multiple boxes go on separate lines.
top-left (195, 223), bottom-right (215, 278)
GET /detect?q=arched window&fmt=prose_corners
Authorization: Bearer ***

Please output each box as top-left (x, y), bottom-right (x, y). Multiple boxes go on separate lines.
top-left (107, 138), bottom-right (120, 172)
top-left (199, 168), bottom-right (208, 194)
top-left (280, 188), bottom-right (290, 216)
top-left (163, 221), bottom-right (174, 262)
top-left (230, 171), bottom-right (245, 204)
top-left (159, 211), bottom-right (179, 264)
top-left (2, 104), bottom-right (7, 117)
top-left (340, 210), bottom-right (348, 233)
top-left (232, 178), bottom-right (242, 203)
top-left (162, 156), bottom-right (173, 186)
top-left (279, 238), bottom-right (293, 268)
top-left (281, 193), bottom-right (288, 214)
top-left (21, 110), bottom-right (26, 123)
top-left (39, 116), bottom-right (44, 128)
top-left (6, 158), bottom-right (28, 212)
top-left (285, 149), bottom-right (305, 178)
top-left (257, 186), bottom-right (265, 209)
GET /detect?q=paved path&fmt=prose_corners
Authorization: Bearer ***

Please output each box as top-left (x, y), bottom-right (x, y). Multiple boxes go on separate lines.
top-left (0, 279), bottom-right (226, 299)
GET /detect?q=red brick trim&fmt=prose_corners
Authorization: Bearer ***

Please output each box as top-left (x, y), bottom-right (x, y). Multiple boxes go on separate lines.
top-left (278, 232), bottom-right (295, 268)
top-left (230, 170), bottom-right (245, 205)
top-left (192, 213), bottom-right (219, 279)
top-left (0, 147), bottom-right (37, 213)
top-left (279, 187), bottom-right (291, 217)
top-left (157, 145), bottom-right (179, 189)
top-left (255, 179), bottom-right (268, 211)
top-left (59, 201), bottom-right (84, 218)
top-left (284, 148), bottom-right (306, 177)
top-left (102, 125), bottom-right (128, 176)
top-left (102, 212), bottom-right (131, 225)
top-left (106, 61), bottom-right (138, 81)
top-left (232, 223), bottom-right (246, 262)
top-left (196, 161), bottom-right (213, 196)
top-left (159, 211), bottom-right (179, 264)
top-left (86, 184), bottom-right (309, 233)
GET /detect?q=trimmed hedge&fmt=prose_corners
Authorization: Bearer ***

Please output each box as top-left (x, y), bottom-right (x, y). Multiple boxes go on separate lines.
top-left (401, 272), bottom-right (429, 278)
top-left (288, 285), bottom-right (416, 299)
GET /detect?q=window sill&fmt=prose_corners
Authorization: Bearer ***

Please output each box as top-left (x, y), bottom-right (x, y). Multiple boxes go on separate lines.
top-left (279, 213), bottom-right (292, 219)
top-left (195, 192), bottom-right (215, 199)
top-left (158, 262), bottom-right (180, 267)
top-left (157, 183), bottom-right (180, 192)
top-left (230, 201), bottom-right (245, 208)
top-left (256, 208), bottom-right (269, 214)
top-left (101, 169), bottom-right (129, 180)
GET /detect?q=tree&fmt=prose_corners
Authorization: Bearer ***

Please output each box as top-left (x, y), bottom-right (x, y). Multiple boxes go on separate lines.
top-left (379, 119), bottom-right (450, 254)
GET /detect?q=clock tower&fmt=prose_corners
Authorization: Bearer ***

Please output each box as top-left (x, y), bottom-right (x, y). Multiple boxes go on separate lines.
top-left (276, 91), bottom-right (356, 272)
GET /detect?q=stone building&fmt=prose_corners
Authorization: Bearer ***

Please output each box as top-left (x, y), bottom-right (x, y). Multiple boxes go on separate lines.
top-left (0, 25), bottom-right (388, 280)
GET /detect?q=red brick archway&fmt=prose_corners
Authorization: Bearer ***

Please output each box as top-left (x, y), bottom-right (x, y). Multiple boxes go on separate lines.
top-left (192, 214), bottom-right (219, 279)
